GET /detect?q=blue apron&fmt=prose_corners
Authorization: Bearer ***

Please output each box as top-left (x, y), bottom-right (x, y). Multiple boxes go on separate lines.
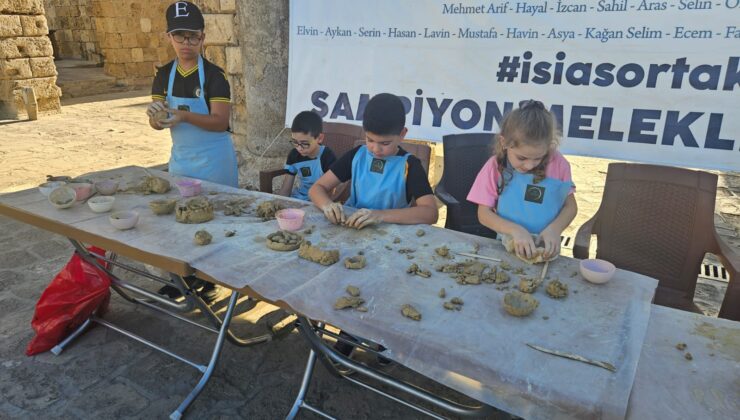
top-left (496, 168), bottom-right (573, 234)
top-left (285, 145), bottom-right (326, 201)
top-left (347, 145), bottom-right (409, 210)
top-left (166, 56), bottom-right (238, 187)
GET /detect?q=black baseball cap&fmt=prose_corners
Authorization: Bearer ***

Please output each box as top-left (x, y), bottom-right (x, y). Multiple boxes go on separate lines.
top-left (166, 1), bottom-right (204, 33)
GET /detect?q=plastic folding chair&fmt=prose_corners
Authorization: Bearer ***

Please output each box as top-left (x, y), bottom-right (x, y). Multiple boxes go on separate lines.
top-left (573, 162), bottom-right (739, 321)
top-left (434, 133), bottom-right (498, 239)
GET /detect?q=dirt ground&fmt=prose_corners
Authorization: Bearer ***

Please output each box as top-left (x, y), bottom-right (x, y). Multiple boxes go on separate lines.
top-left (0, 91), bottom-right (737, 418)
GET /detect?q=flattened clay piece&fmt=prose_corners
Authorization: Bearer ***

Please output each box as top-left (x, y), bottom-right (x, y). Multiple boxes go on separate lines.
top-left (356, 306), bottom-right (368, 312)
top-left (495, 270), bottom-right (510, 284)
top-left (334, 296), bottom-right (365, 310)
top-left (298, 241), bottom-right (339, 265)
top-left (393, 237), bottom-right (401, 244)
top-left (503, 291), bottom-right (539, 317)
top-left (149, 198), bottom-right (177, 215)
top-left (443, 302), bottom-right (456, 310)
top-left (438, 288), bottom-right (446, 298)
top-left (435, 246), bottom-right (450, 258)
top-left (519, 278), bottom-right (539, 294)
top-left (176, 196), bottom-right (214, 224)
top-left (407, 263), bottom-right (431, 278)
top-left (684, 352), bottom-right (693, 360)
top-left (676, 343), bottom-right (687, 351)
top-left (139, 176), bottom-right (171, 194)
top-left (416, 229), bottom-right (425, 237)
top-left (500, 261), bottom-right (512, 271)
top-left (266, 230), bottom-right (303, 251)
top-left (346, 285), bottom-right (361, 297)
top-left (256, 200), bottom-right (284, 220)
top-left (154, 109), bottom-right (170, 123)
top-left (223, 198), bottom-right (252, 216)
top-left (514, 267), bottom-right (526, 275)
top-left (464, 275), bottom-right (481, 285)
top-left (501, 234), bottom-right (558, 265)
top-left (344, 255), bottom-right (366, 269)
top-left (546, 279), bottom-right (568, 299)
top-left (194, 230), bottom-right (212, 246)
top-left (224, 230), bottom-right (236, 237)
top-left (451, 297), bottom-right (464, 305)
top-left (398, 248), bottom-right (415, 254)
top-left (401, 304), bottom-right (421, 321)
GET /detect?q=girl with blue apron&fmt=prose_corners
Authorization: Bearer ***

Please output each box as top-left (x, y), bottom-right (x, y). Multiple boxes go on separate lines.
top-left (285, 145), bottom-right (327, 201)
top-left (496, 164), bottom-right (574, 234)
top-left (346, 145), bottom-right (410, 210)
top-left (166, 55), bottom-right (238, 187)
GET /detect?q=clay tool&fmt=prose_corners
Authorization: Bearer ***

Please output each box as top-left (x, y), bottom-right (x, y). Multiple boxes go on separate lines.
top-left (454, 252), bottom-right (501, 262)
top-left (526, 343), bottom-right (617, 372)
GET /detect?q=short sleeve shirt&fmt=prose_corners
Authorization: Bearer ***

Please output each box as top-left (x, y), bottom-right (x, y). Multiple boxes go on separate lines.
top-left (467, 151), bottom-right (575, 208)
top-left (284, 147), bottom-right (337, 175)
top-left (330, 145), bottom-right (433, 203)
top-left (151, 57), bottom-right (230, 112)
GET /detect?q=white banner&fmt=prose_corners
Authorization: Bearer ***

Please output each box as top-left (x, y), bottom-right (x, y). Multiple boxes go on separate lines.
top-left (287, 1), bottom-right (739, 171)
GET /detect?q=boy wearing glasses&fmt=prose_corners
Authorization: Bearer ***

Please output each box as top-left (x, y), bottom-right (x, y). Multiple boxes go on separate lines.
top-left (146, 1), bottom-right (238, 188)
top-left (277, 111), bottom-right (337, 201)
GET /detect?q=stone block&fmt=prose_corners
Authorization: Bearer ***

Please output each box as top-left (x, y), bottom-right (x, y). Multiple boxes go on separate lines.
top-left (105, 48), bottom-right (131, 63)
top-left (204, 45), bottom-right (225, 69)
top-left (0, 37), bottom-right (52, 59)
top-left (99, 32), bottom-right (121, 49)
top-left (0, 0), bottom-right (43, 14)
top-left (140, 17), bottom-right (151, 33)
top-left (197, 0), bottom-right (220, 13)
top-left (105, 62), bottom-right (126, 78)
top-left (225, 46), bottom-right (241, 75)
top-left (20, 15), bottom-right (48, 36)
top-left (11, 76), bottom-right (61, 101)
top-left (142, 47), bottom-right (157, 62)
top-left (229, 75), bottom-right (245, 105)
top-left (220, 0), bottom-right (235, 12)
top-left (130, 47), bottom-right (143, 62)
top-left (0, 58), bottom-right (31, 80)
top-left (0, 15), bottom-right (22, 38)
top-left (120, 33), bottom-right (138, 48)
top-left (29, 57), bottom-right (56, 77)
top-left (124, 61), bottom-right (153, 78)
top-left (203, 14), bottom-right (234, 45)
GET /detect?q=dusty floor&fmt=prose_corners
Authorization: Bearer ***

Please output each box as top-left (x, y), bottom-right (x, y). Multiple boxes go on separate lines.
top-left (0, 91), bottom-right (737, 418)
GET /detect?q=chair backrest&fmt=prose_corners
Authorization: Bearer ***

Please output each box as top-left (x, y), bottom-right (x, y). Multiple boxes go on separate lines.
top-left (436, 133), bottom-right (496, 236)
top-left (592, 163), bottom-right (718, 297)
top-left (323, 122), bottom-right (365, 159)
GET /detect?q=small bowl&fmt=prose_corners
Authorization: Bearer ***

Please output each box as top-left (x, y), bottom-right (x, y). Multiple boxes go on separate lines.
top-left (109, 210), bottom-right (139, 230)
top-left (48, 186), bottom-right (77, 209)
top-left (175, 179), bottom-right (202, 197)
top-left (276, 208), bottom-right (305, 231)
top-left (39, 181), bottom-right (66, 197)
top-left (580, 259), bottom-right (616, 284)
top-left (87, 196), bottom-right (115, 213)
top-left (149, 198), bottom-right (177, 215)
top-left (67, 182), bottom-right (93, 201)
top-left (94, 180), bottom-right (119, 195)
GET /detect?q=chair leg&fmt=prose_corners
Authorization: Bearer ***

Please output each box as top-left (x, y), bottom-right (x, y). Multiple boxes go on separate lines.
top-left (286, 349), bottom-right (321, 420)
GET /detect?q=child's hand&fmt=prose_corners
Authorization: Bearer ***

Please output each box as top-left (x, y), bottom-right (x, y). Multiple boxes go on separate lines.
top-left (321, 202), bottom-right (345, 224)
top-left (345, 209), bottom-right (382, 230)
top-left (537, 227), bottom-right (561, 259)
top-left (510, 225), bottom-right (536, 259)
top-left (146, 101), bottom-right (168, 119)
top-left (159, 109), bottom-right (184, 128)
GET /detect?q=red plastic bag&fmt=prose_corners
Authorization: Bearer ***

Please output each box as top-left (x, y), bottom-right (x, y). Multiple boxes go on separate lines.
top-left (26, 247), bottom-right (112, 355)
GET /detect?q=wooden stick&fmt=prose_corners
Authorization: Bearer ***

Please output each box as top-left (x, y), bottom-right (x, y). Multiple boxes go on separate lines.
top-left (526, 343), bottom-right (617, 372)
top-left (538, 260), bottom-right (550, 285)
top-left (454, 252), bottom-right (501, 262)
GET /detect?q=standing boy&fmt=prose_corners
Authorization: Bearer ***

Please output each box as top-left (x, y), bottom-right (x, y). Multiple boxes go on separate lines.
top-left (277, 111), bottom-right (336, 201)
top-left (309, 93), bottom-right (438, 228)
top-left (146, 1), bottom-right (238, 188)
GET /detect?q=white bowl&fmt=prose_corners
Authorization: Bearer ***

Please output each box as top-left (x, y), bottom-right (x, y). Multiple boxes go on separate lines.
top-left (39, 181), bottom-right (66, 197)
top-left (109, 210), bottom-right (139, 230)
top-left (580, 259), bottom-right (616, 284)
top-left (48, 186), bottom-right (77, 209)
top-left (88, 196), bottom-right (115, 213)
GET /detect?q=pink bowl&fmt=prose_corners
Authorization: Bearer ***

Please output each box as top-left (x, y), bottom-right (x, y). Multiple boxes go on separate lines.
top-left (580, 259), bottom-right (616, 284)
top-left (276, 208), bottom-right (305, 231)
top-left (176, 179), bottom-right (202, 197)
top-left (67, 182), bottom-right (93, 201)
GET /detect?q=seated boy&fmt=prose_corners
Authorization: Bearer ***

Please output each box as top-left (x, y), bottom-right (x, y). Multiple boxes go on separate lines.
top-left (309, 93), bottom-right (438, 228)
top-left (277, 111), bottom-right (336, 200)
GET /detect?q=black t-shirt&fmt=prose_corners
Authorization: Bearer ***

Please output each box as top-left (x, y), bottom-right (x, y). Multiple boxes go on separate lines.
top-left (284, 147), bottom-right (337, 175)
top-left (330, 145), bottom-right (433, 204)
top-left (151, 57), bottom-right (230, 112)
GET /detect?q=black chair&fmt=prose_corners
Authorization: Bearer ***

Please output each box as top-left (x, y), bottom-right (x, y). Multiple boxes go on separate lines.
top-left (434, 133), bottom-right (498, 239)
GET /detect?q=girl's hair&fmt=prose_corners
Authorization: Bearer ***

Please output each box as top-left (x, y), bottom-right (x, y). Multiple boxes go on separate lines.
top-left (494, 100), bottom-right (560, 195)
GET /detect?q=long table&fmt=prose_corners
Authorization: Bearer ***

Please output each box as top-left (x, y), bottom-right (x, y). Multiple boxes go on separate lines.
top-left (1, 165), bottom-right (737, 419)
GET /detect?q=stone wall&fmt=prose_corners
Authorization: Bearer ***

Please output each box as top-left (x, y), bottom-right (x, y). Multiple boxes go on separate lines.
top-left (42, 0), bottom-right (101, 62)
top-left (0, 0), bottom-right (61, 118)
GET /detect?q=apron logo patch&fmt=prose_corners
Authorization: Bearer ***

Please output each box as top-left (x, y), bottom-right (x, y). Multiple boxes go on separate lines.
top-left (177, 105), bottom-right (190, 111)
top-left (194, 87), bottom-right (201, 98)
top-left (370, 158), bottom-right (385, 174)
top-left (524, 184), bottom-right (545, 204)
top-left (300, 167), bottom-right (312, 177)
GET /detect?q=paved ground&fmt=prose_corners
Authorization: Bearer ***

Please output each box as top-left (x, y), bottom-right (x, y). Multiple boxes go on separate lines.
top-left (0, 91), bottom-right (737, 418)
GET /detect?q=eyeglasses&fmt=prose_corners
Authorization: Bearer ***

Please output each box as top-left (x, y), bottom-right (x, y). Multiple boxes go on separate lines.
top-left (289, 139), bottom-right (313, 149)
top-left (170, 33), bottom-right (203, 45)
